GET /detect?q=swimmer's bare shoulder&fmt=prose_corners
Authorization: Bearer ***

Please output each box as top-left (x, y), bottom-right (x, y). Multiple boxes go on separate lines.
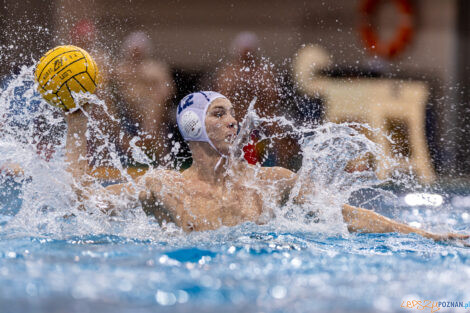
top-left (257, 166), bottom-right (296, 181)
top-left (253, 166), bottom-right (298, 205)
top-left (255, 166), bottom-right (296, 189)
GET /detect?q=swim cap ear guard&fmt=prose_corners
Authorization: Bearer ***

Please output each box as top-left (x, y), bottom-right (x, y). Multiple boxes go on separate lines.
top-left (177, 91), bottom-right (227, 154)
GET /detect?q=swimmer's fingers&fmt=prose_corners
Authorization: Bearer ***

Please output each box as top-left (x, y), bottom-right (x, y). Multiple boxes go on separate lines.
top-left (0, 163), bottom-right (24, 177)
top-left (458, 240), bottom-right (470, 248)
top-left (447, 238), bottom-right (470, 248)
top-left (431, 233), bottom-right (470, 245)
top-left (444, 233), bottom-right (470, 240)
top-left (425, 232), bottom-right (465, 241)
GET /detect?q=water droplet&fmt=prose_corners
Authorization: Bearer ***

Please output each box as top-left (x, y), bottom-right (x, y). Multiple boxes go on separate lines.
top-left (291, 257), bottom-right (302, 268)
top-left (155, 290), bottom-right (176, 306)
top-left (26, 283), bottom-right (37, 296)
top-left (177, 290), bottom-right (189, 303)
top-left (7, 252), bottom-right (16, 258)
top-left (271, 285), bottom-right (287, 299)
top-left (119, 280), bottom-right (133, 292)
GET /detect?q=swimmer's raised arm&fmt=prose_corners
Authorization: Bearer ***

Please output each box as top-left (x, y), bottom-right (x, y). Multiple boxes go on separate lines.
top-left (64, 109), bottom-right (90, 184)
top-left (63, 107), bottom-right (137, 212)
top-left (63, 106), bottom-right (178, 218)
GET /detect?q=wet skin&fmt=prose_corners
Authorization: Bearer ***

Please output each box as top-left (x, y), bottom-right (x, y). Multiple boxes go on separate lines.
top-left (66, 98), bottom-right (469, 243)
top-left (106, 98), bottom-right (296, 231)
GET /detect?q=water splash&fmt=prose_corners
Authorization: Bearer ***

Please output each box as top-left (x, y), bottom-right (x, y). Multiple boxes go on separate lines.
top-left (0, 63), bottom-right (402, 240)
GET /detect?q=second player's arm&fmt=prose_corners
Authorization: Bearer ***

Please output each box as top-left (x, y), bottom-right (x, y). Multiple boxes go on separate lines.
top-left (270, 167), bottom-right (469, 243)
top-left (341, 204), bottom-right (469, 242)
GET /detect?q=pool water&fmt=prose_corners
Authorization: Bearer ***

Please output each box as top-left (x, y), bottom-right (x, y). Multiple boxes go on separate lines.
top-left (1, 177), bottom-right (470, 313)
top-left (1, 66), bottom-right (470, 313)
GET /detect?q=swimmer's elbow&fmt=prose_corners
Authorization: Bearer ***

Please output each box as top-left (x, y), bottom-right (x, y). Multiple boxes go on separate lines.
top-left (341, 204), bottom-right (394, 234)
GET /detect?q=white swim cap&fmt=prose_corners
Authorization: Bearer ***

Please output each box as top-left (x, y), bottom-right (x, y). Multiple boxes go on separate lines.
top-left (176, 91), bottom-right (227, 153)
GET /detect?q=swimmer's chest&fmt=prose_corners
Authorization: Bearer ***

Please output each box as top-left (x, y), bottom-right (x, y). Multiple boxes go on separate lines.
top-left (165, 180), bottom-right (264, 231)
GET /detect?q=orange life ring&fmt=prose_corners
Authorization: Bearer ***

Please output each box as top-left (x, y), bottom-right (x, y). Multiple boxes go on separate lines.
top-left (360, 0), bottom-right (414, 59)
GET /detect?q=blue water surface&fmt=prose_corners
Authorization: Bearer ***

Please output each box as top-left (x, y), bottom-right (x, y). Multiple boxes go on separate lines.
top-left (1, 180), bottom-right (470, 313)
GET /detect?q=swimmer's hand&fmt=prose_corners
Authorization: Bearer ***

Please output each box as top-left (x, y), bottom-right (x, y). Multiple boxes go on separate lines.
top-left (0, 163), bottom-right (24, 177)
top-left (426, 232), bottom-right (469, 241)
top-left (342, 204), bottom-right (470, 246)
top-left (422, 232), bottom-right (470, 246)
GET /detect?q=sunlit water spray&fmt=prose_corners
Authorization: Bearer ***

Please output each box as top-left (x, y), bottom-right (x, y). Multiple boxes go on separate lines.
top-left (232, 101), bottom-right (402, 233)
top-left (0, 65), bottom-right (154, 238)
top-left (0, 64), bottom-right (403, 239)
top-left (1, 57), bottom-right (470, 313)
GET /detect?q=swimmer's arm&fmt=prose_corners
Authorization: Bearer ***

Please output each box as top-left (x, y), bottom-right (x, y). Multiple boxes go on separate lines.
top-left (103, 182), bottom-right (139, 199)
top-left (258, 167), bottom-right (317, 206)
top-left (272, 169), bottom-right (469, 243)
top-left (342, 204), bottom-right (470, 243)
top-left (258, 167), bottom-right (299, 205)
top-left (90, 176), bottom-right (154, 215)
top-left (77, 182), bottom-right (139, 215)
top-left (64, 109), bottom-right (90, 184)
top-left (260, 168), bottom-right (466, 244)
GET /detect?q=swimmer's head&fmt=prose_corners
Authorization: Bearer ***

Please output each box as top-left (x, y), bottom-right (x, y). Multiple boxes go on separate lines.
top-left (70, 19), bottom-right (96, 49)
top-left (177, 91), bottom-right (237, 155)
top-left (231, 31), bottom-right (259, 60)
top-left (121, 31), bottom-right (153, 61)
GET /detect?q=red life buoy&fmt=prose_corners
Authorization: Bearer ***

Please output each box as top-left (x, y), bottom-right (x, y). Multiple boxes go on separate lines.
top-left (360, 0), bottom-right (414, 59)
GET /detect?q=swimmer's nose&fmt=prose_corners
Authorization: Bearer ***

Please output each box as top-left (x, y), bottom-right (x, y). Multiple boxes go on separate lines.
top-left (227, 115), bottom-right (237, 129)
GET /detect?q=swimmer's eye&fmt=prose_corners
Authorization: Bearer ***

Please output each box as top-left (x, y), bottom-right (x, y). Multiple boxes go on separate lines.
top-left (212, 110), bottom-right (225, 118)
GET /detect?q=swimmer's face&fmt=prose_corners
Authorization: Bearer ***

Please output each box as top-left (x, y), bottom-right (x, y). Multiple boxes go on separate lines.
top-left (205, 98), bottom-right (238, 155)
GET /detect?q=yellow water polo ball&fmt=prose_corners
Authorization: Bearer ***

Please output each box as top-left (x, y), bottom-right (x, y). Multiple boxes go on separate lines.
top-left (35, 45), bottom-right (99, 111)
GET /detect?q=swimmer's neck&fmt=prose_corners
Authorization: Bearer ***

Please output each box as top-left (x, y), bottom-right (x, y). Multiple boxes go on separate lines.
top-left (186, 142), bottom-right (231, 184)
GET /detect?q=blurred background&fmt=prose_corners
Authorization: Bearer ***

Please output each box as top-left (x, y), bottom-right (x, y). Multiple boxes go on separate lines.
top-left (1, 0), bottom-right (470, 181)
